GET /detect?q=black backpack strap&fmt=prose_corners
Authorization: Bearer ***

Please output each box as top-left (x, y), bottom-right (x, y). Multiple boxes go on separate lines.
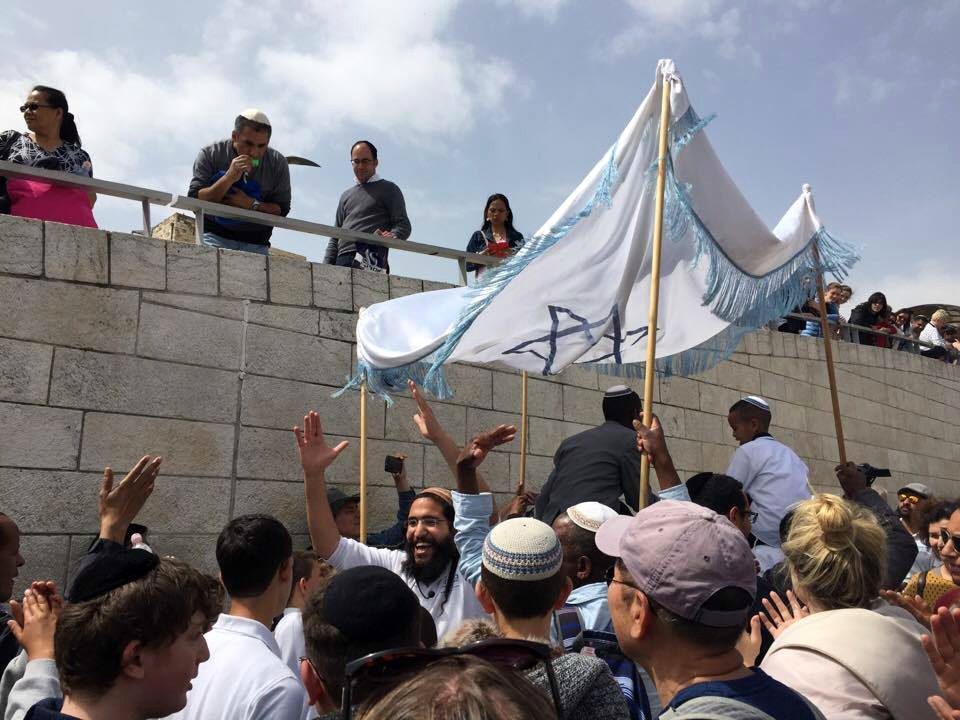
top-left (917, 570), bottom-right (929, 602)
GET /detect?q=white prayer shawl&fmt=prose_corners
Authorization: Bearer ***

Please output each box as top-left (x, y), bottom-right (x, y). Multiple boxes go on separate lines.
top-left (348, 59), bottom-right (857, 398)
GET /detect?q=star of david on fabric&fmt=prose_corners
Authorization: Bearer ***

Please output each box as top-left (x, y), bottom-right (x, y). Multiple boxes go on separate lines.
top-left (502, 305), bottom-right (649, 375)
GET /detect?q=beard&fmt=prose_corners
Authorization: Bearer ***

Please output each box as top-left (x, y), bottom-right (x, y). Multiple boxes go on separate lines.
top-left (402, 535), bottom-right (459, 584)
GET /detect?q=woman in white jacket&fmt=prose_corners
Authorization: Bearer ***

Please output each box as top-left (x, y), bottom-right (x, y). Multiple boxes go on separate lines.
top-left (759, 494), bottom-right (941, 720)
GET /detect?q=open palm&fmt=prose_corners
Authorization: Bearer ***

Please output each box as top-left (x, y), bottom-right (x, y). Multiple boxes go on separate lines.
top-left (294, 411), bottom-right (349, 474)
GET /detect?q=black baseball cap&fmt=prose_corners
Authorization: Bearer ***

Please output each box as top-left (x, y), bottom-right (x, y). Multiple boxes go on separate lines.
top-left (322, 566), bottom-right (420, 643)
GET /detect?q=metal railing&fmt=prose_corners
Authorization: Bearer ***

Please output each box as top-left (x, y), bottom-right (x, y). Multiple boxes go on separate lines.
top-left (0, 160), bottom-right (172, 237)
top-left (0, 162), bottom-right (500, 284)
top-left (169, 195), bottom-right (498, 284)
top-left (782, 312), bottom-right (943, 352)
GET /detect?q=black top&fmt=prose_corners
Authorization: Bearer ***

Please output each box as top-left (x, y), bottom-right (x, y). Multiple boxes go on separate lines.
top-left (849, 302), bottom-right (882, 344)
top-left (534, 420), bottom-right (652, 524)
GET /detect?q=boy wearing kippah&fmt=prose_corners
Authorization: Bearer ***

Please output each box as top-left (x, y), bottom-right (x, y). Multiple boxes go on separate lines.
top-left (725, 397), bottom-right (811, 572)
top-left (451, 427), bottom-right (630, 720)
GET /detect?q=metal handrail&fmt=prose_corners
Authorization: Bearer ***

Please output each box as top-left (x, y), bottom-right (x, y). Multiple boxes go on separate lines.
top-left (0, 160), bottom-right (172, 236)
top-left (783, 312), bottom-right (942, 351)
top-left (169, 195), bottom-right (499, 284)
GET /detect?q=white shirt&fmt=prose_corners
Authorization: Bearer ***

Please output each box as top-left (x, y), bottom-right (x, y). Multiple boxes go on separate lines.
top-left (327, 536), bottom-right (487, 639)
top-left (726, 435), bottom-right (811, 549)
top-left (166, 613), bottom-right (303, 720)
top-left (273, 607), bottom-right (312, 720)
top-left (920, 322), bottom-right (944, 347)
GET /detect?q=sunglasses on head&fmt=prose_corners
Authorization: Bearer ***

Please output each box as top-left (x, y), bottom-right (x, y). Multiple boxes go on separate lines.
top-left (20, 102), bottom-right (56, 113)
top-left (939, 528), bottom-right (960, 551)
top-left (340, 638), bottom-right (562, 719)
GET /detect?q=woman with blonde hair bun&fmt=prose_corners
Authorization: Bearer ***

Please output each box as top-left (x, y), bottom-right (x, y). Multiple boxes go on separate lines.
top-left (758, 494), bottom-right (941, 719)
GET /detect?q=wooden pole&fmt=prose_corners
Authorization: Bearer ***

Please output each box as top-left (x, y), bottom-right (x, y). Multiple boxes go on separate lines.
top-left (359, 381), bottom-right (368, 543)
top-left (639, 73), bottom-right (672, 510)
top-left (517, 371), bottom-right (529, 495)
top-left (811, 243), bottom-right (847, 465)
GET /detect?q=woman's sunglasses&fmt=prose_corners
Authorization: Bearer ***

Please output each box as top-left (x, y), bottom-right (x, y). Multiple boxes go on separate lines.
top-left (340, 638), bottom-right (562, 719)
top-left (939, 527), bottom-right (960, 551)
top-left (20, 103), bottom-right (56, 113)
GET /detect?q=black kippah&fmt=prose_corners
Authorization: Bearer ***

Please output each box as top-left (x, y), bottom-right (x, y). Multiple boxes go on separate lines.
top-left (67, 548), bottom-right (159, 603)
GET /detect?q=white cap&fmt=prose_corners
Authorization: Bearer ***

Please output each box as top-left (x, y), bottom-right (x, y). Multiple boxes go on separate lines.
top-left (604, 385), bottom-right (634, 398)
top-left (741, 395), bottom-right (769, 411)
top-left (238, 108), bottom-right (271, 127)
top-left (567, 502), bottom-right (619, 533)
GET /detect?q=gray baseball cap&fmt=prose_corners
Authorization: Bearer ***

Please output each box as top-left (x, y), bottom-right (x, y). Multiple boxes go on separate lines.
top-left (596, 500), bottom-right (756, 627)
top-left (898, 482), bottom-right (932, 498)
top-left (327, 487), bottom-right (360, 515)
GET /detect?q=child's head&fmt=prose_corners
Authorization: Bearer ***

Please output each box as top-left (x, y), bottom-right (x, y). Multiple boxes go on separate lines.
top-left (56, 555), bottom-right (222, 717)
top-left (727, 396), bottom-right (772, 445)
top-left (477, 518), bottom-right (570, 622)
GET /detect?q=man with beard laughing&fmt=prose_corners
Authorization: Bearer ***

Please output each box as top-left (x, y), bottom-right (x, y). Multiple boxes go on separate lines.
top-left (294, 410), bottom-right (489, 639)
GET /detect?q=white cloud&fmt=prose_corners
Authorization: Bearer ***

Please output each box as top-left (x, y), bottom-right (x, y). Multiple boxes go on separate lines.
top-left (830, 65), bottom-right (901, 107)
top-left (0, 1), bottom-right (519, 187)
top-left (848, 260), bottom-right (960, 310)
top-left (495, 0), bottom-right (568, 21)
top-left (611, 0), bottom-right (761, 67)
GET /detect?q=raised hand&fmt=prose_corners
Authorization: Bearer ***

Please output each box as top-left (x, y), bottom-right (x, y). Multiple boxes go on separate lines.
top-left (633, 415), bottom-right (667, 463)
top-left (834, 462), bottom-right (868, 498)
top-left (736, 614), bottom-right (763, 667)
top-left (294, 411), bottom-right (349, 475)
top-left (7, 581), bottom-right (63, 661)
top-left (410, 380), bottom-right (445, 442)
top-left (924, 607), bottom-right (960, 715)
top-left (759, 590), bottom-right (809, 638)
top-left (502, 491), bottom-right (538, 520)
top-left (458, 425), bottom-right (517, 471)
top-left (100, 455), bottom-right (162, 543)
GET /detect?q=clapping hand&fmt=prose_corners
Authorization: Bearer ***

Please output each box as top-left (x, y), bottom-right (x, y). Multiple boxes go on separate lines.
top-left (758, 590), bottom-right (809, 638)
top-left (923, 608), bottom-right (960, 718)
top-left (880, 589), bottom-right (932, 630)
top-left (294, 411), bottom-right (349, 476)
top-left (7, 581), bottom-right (63, 661)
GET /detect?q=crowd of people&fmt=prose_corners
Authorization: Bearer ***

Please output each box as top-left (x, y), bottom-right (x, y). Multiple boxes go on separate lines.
top-left (0, 88), bottom-right (523, 277)
top-left (778, 283), bottom-right (958, 362)
top-left (4, 380), bottom-right (960, 720)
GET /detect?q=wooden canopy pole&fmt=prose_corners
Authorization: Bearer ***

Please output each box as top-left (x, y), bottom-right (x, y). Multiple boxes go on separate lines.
top-left (359, 381), bottom-right (368, 543)
top-left (639, 75), bottom-right (672, 509)
top-left (517, 371), bottom-right (529, 494)
top-left (811, 243), bottom-right (847, 465)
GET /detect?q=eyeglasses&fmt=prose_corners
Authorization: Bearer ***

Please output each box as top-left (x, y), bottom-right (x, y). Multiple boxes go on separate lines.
top-left (20, 103), bottom-right (56, 113)
top-left (340, 639), bottom-right (562, 719)
top-left (898, 493), bottom-right (921, 504)
top-left (299, 656), bottom-right (324, 683)
top-left (405, 517), bottom-right (444, 529)
top-left (351, 158), bottom-right (374, 165)
top-left (939, 528), bottom-right (960, 552)
top-left (604, 565), bottom-right (642, 591)
top-left (746, 509), bottom-right (759, 523)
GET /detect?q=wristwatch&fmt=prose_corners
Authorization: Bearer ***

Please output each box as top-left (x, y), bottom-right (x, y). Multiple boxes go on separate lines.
top-left (251, 200), bottom-right (261, 212)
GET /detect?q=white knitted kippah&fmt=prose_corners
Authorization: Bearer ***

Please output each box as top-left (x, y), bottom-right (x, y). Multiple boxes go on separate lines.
top-left (482, 517), bottom-right (562, 581)
top-left (567, 502), bottom-right (619, 533)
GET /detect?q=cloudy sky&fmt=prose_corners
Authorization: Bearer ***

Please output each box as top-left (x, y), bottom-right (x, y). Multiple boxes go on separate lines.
top-left (2, 0), bottom-right (957, 307)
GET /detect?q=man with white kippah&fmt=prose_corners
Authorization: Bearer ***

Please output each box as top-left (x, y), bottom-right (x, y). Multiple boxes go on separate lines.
top-left (536, 385), bottom-right (679, 524)
top-left (189, 108), bottom-right (291, 255)
top-left (725, 397), bottom-right (811, 572)
top-left (450, 427), bottom-right (630, 720)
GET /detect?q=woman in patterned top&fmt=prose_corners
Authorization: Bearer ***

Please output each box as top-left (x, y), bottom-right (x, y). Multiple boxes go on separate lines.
top-left (0, 85), bottom-right (97, 227)
top-left (903, 501), bottom-right (960, 609)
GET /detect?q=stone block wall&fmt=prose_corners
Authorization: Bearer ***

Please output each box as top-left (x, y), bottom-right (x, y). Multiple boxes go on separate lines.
top-left (3, 213), bottom-right (960, 594)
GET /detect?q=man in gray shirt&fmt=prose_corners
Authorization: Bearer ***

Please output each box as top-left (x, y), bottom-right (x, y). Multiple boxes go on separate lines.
top-left (323, 140), bottom-right (410, 273)
top-left (188, 109), bottom-right (291, 255)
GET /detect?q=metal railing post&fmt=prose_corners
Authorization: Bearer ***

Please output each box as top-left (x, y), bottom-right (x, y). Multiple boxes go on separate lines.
top-left (195, 208), bottom-right (205, 245)
top-left (457, 258), bottom-right (468, 286)
top-left (142, 200), bottom-right (151, 237)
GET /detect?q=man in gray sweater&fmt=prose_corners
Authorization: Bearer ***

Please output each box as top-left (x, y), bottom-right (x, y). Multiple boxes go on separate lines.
top-left (323, 140), bottom-right (411, 273)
